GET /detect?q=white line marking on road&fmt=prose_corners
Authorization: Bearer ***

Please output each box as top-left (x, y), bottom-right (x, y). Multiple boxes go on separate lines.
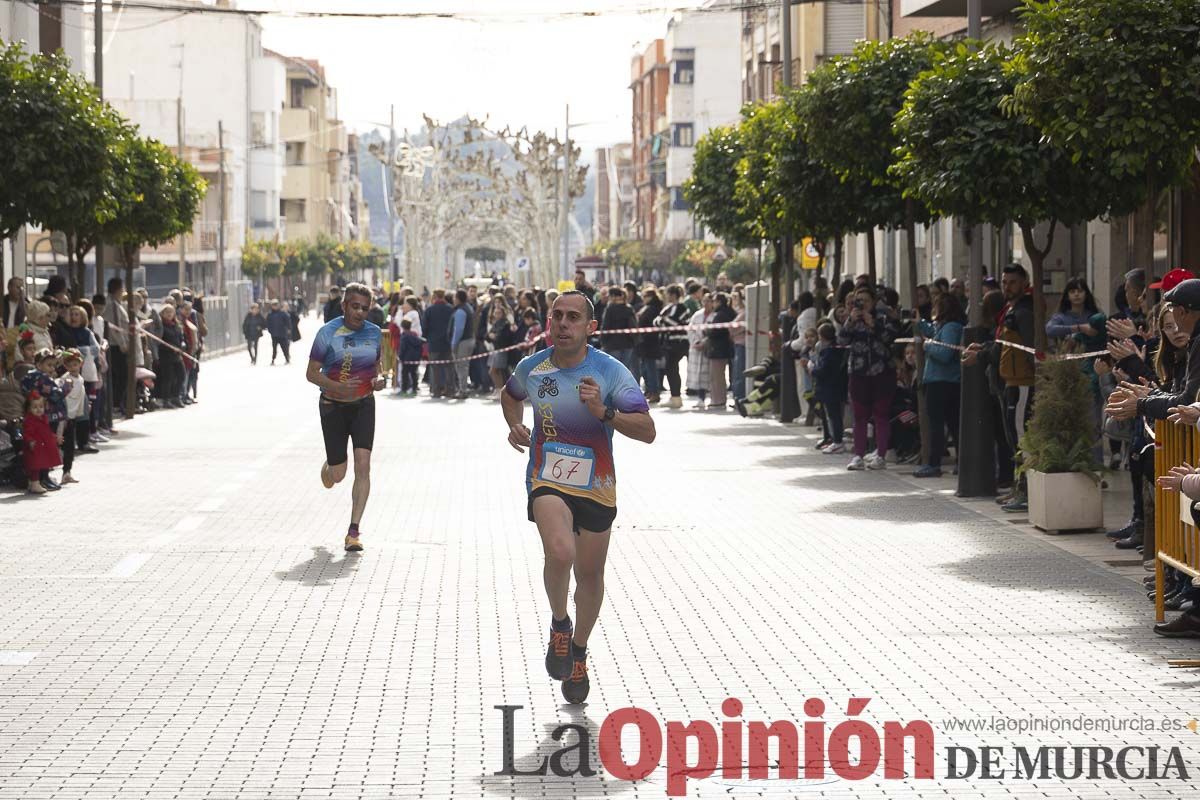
top-left (174, 516), bottom-right (205, 531)
top-left (0, 652), bottom-right (37, 666)
top-left (108, 553), bottom-right (151, 578)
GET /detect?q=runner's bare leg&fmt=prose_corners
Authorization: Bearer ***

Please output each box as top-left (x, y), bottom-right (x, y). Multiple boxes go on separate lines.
top-left (571, 527), bottom-right (611, 648)
top-left (350, 448), bottom-right (371, 525)
top-left (533, 494), bottom-right (576, 621)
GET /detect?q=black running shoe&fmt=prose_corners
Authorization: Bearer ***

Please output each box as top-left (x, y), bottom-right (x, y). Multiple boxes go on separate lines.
top-left (545, 627), bottom-right (573, 680)
top-left (561, 652), bottom-right (589, 704)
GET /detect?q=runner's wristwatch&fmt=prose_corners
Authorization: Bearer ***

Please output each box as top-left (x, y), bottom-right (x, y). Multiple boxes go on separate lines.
top-left (603, 406), bottom-right (616, 422)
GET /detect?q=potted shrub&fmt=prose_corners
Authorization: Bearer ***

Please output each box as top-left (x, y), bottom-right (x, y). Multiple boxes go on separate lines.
top-left (1019, 357), bottom-right (1105, 532)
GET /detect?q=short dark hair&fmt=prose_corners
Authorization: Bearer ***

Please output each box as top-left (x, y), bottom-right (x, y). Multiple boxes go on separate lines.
top-left (554, 290), bottom-right (595, 320)
top-left (608, 286), bottom-right (625, 299)
top-left (1002, 262), bottom-right (1029, 280)
top-left (342, 282), bottom-right (372, 304)
top-left (817, 322), bottom-right (836, 340)
top-left (107, 277), bottom-right (123, 294)
top-left (400, 319), bottom-right (412, 330)
top-left (455, 288), bottom-right (468, 305)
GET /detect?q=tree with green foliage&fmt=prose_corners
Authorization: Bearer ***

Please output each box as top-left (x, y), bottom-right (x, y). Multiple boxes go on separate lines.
top-left (778, 87), bottom-right (860, 285)
top-left (893, 42), bottom-right (1111, 351)
top-left (1011, 0), bottom-right (1200, 221)
top-left (685, 124), bottom-right (758, 251)
top-left (241, 238), bottom-right (281, 280)
top-left (798, 33), bottom-right (947, 284)
top-left (0, 42), bottom-right (129, 296)
top-left (101, 134), bottom-right (205, 417)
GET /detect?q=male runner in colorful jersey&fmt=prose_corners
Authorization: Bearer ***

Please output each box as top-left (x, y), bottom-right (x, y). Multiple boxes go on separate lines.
top-left (501, 290), bottom-right (656, 703)
top-left (306, 283), bottom-right (386, 552)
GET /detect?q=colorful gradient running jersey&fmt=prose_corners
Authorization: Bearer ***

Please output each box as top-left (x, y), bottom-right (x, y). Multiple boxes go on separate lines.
top-left (309, 316), bottom-right (382, 401)
top-left (505, 346), bottom-right (649, 508)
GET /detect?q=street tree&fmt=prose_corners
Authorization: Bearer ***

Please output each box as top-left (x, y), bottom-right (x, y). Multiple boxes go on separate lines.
top-left (0, 43), bottom-right (126, 295)
top-left (102, 134), bottom-right (205, 416)
top-left (1011, 0), bottom-right (1200, 265)
top-left (778, 88), bottom-right (860, 286)
top-left (685, 124), bottom-right (758, 251)
top-left (797, 33), bottom-right (946, 285)
top-left (733, 100), bottom-right (793, 319)
top-left (893, 42), bottom-right (1110, 352)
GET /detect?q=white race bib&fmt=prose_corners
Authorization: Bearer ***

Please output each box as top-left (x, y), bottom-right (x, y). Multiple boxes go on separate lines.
top-left (539, 442), bottom-right (596, 489)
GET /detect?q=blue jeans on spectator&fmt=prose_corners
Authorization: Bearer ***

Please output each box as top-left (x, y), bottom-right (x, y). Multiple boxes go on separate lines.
top-left (607, 348), bottom-right (636, 377)
top-left (641, 357), bottom-right (661, 395)
top-left (732, 344), bottom-right (746, 401)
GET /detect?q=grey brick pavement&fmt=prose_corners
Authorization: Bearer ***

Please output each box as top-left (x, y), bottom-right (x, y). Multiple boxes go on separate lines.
top-left (2, 327), bottom-right (1199, 799)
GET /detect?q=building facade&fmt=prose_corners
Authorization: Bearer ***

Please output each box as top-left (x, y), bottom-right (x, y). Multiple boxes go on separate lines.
top-left (630, 39), bottom-right (669, 243)
top-left (592, 144), bottom-right (635, 243)
top-left (96, 0), bottom-right (278, 293)
top-left (275, 53), bottom-right (356, 244)
top-left (662, 9), bottom-right (742, 242)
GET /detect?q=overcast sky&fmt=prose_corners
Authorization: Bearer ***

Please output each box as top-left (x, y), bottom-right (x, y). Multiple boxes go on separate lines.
top-left (256, 0), bottom-right (709, 154)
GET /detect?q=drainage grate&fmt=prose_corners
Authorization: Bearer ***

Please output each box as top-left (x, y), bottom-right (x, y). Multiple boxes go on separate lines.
top-left (1006, 517), bottom-right (1030, 524)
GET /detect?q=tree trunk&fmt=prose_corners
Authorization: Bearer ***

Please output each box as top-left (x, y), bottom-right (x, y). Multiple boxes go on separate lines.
top-left (865, 229), bottom-right (877, 286)
top-left (832, 236), bottom-right (842, 289)
top-left (905, 203), bottom-right (929, 467)
top-left (1019, 221), bottom-right (1054, 355)
top-left (769, 239), bottom-right (782, 329)
top-left (124, 247), bottom-right (138, 420)
top-left (1132, 193), bottom-right (1157, 280)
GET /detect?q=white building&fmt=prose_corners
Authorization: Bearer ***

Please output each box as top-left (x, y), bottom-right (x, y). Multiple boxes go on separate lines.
top-left (661, 8), bottom-right (742, 242)
top-left (593, 144), bottom-right (635, 243)
top-left (1, 0), bottom-right (86, 285)
top-left (90, 0), bottom-right (284, 294)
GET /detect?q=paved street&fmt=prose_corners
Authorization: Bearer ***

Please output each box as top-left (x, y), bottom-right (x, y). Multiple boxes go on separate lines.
top-left (3, 321), bottom-right (1200, 800)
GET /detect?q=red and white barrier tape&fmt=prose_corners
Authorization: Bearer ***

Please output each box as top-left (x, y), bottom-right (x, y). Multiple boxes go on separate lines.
top-left (894, 336), bottom-right (1108, 362)
top-left (397, 320), bottom-right (752, 366)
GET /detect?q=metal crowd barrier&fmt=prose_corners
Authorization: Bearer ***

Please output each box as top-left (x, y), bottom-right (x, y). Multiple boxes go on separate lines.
top-left (1154, 420), bottom-right (1200, 622)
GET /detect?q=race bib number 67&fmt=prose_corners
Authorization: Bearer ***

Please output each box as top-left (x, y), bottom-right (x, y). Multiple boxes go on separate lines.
top-left (539, 442), bottom-right (596, 489)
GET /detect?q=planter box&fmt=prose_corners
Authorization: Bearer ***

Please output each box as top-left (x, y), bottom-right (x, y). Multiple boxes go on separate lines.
top-left (1027, 469), bottom-right (1103, 533)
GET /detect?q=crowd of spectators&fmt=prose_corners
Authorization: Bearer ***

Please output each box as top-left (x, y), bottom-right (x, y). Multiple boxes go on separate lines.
top-left (1, 274), bottom-right (209, 495)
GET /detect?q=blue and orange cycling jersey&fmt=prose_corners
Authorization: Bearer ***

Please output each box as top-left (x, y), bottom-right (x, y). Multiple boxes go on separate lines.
top-left (505, 346), bottom-right (649, 508)
top-left (309, 316), bottom-right (382, 401)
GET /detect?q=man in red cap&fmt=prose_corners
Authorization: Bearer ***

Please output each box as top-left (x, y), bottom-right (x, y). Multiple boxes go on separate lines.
top-left (1149, 267), bottom-right (1196, 294)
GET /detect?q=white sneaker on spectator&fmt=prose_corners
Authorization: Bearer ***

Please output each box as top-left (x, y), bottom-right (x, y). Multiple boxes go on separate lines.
top-left (822, 442), bottom-right (845, 454)
top-left (865, 453), bottom-right (887, 470)
top-left (693, 399), bottom-right (707, 410)
top-left (847, 455), bottom-right (865, 471)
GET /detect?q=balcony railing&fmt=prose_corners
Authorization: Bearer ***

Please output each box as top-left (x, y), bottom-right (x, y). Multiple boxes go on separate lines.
top-left (141, 221), bottom-right (244, 259)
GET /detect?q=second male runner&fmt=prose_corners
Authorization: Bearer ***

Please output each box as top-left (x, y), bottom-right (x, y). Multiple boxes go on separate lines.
top-left (307, 283), bottom-right (386, 552)
top-left (501, 290), bottom-right (656, 703)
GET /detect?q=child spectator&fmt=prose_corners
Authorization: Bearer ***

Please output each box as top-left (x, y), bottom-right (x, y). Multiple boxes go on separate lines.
top-left (13, 332), bottom-right (36, 382)
top-left (22, 349), bottom-right (66, 489)
top-left (398, 319), bottom-right (424, 396)
top-left (59, 348), bottom-right (90, 482)
top-left (521, 308), bottom-right (543, 353)
top-left (811, 323), bottom-right (848, 454)
top-left (21, 391), bottom-right (59, 495)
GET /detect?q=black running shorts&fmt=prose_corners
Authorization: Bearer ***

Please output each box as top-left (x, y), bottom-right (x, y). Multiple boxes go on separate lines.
top-left (319, 395), bottom-right (375, 467)
top-left (528, 487), bottom-right (617, 535)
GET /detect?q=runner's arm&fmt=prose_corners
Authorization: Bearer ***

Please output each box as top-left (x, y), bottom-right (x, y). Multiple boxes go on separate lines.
top-left (610, 410), bottom-right (655, 444)
top-left (306, 359), bottom-right (358, 400)
top-left (501, 387), bottom-right (532, 452)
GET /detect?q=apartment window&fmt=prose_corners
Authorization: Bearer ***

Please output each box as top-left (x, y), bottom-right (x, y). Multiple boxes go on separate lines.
top-left (285, 141), bottom-right (306, 166)
top-left (673, 53), bottom-right (694, 84)
top-left (283, 199), bottom-right (306, 223)
top-left (289, 80), bottom-right (304, 109)
top-left (671, 188), bottom-right (690, 211)
top-left (673, 123), bottom-right (694, 148)
top-left (250, 191), bottom-right (269, 224)
top-left (251, 112), bottom-right (267, 147)
top-left (39, 3), bottom-right (63, 55)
